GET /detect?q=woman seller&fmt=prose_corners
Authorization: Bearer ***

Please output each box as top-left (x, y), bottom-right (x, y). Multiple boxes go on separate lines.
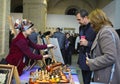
top-left (5, 19), bottom-right (54, 75)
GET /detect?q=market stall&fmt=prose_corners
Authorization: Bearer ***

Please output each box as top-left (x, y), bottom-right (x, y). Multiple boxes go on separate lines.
top-left (20, 65), bottom-right (80, 84)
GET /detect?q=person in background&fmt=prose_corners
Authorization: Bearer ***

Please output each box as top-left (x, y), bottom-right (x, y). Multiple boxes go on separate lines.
top-left (64, 33), bottom-right (73, 66)
top-left (70, 33), bottom-right (76, 55)
top-left (75, 9), bottom-right (96, 84)
top-left (86, 9), bottom-right (120, 84)
top-left (29, 28), bottom-right (39, 50)
top-left (5, 19), bottom-right (55, 76)
top-left (53, 27), bottom-right (66, 63)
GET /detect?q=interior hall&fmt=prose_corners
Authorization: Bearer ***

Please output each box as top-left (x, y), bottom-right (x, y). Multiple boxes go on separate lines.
top-left (0, 0), bottom-right (120, 84)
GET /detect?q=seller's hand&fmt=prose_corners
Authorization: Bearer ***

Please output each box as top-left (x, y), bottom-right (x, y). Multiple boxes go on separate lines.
top-left (43, 54), bottom-right (51, 59)
top-left (47, 44), bottom-right (57, 49)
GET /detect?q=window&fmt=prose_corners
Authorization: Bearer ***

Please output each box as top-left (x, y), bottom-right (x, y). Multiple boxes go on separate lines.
top-left (65, 6), bottom-right (79, 15)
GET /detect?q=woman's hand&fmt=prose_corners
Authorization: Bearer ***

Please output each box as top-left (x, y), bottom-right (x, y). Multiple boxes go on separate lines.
top-left (47, 44), bottom-right (57, 49)
top-left (43, 54), bottom-right (51, 59)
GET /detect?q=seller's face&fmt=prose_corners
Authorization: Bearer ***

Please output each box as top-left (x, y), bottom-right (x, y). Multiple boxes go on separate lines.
top-left (76, 13), bottom-right (85, 25)
top-left (25, 27), bottom-right (34, 35)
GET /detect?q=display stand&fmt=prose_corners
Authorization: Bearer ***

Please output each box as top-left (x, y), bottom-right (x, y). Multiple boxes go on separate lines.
top-left (45, 36), bottom-right (56, 63)
top-left (45, 37), bottom-right (64, 64)
top-left (8, 15), bottom-right (17, 37)
top-left (0, 64), bottom-right (20, 84)
top-left (13, 66), bottom-right (21, 84)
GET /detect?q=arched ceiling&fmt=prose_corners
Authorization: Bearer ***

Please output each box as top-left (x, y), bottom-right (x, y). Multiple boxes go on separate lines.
top-left (11, 0), bottom-right (113, 13)
top-left (47, 0), bottom-right (112, 9)
top-left (47, 0), bottom-right (96, 8)
top-left (47, 0), bottom-right (113, 14)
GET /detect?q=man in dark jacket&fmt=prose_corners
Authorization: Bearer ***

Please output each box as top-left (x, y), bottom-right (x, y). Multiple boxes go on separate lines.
top-left (75, 9), bottom-right (96, 84)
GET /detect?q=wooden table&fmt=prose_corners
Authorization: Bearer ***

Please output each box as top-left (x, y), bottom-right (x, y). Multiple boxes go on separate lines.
top-left (20, 66), bottom-right (80, 84)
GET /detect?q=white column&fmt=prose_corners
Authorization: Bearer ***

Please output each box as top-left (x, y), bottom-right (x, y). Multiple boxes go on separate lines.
top-left (0, 0), bottom-right (10, 58)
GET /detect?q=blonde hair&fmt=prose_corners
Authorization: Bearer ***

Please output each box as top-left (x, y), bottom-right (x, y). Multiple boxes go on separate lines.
top-left (88, 9), bottom-right (113, 32)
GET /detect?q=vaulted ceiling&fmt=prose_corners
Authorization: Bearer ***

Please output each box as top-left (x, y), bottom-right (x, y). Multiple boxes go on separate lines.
top-left (11, 0), bottom-right (113, 14)
top-left (47, 0), bottom-right (113, 14)
top-left (47, 0), bottom-right (112, 9)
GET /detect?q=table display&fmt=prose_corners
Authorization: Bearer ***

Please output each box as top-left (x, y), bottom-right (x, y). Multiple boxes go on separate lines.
top-left (29, 62), bottom-right (70, 84)
top-left (20, 63), bottom-right (80, 84)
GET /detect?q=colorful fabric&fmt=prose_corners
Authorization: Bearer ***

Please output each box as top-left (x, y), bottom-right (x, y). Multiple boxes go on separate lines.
top-left (14, 19), bottom-right (34, 31)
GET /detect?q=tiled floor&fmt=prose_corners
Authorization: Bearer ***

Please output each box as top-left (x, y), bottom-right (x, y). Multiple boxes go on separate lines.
top-left (71, 54), bottom-right (84, 84)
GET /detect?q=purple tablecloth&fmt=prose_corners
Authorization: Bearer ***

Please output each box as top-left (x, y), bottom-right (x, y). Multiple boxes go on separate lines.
top-left (20, 66), bottom-right (80, 84)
